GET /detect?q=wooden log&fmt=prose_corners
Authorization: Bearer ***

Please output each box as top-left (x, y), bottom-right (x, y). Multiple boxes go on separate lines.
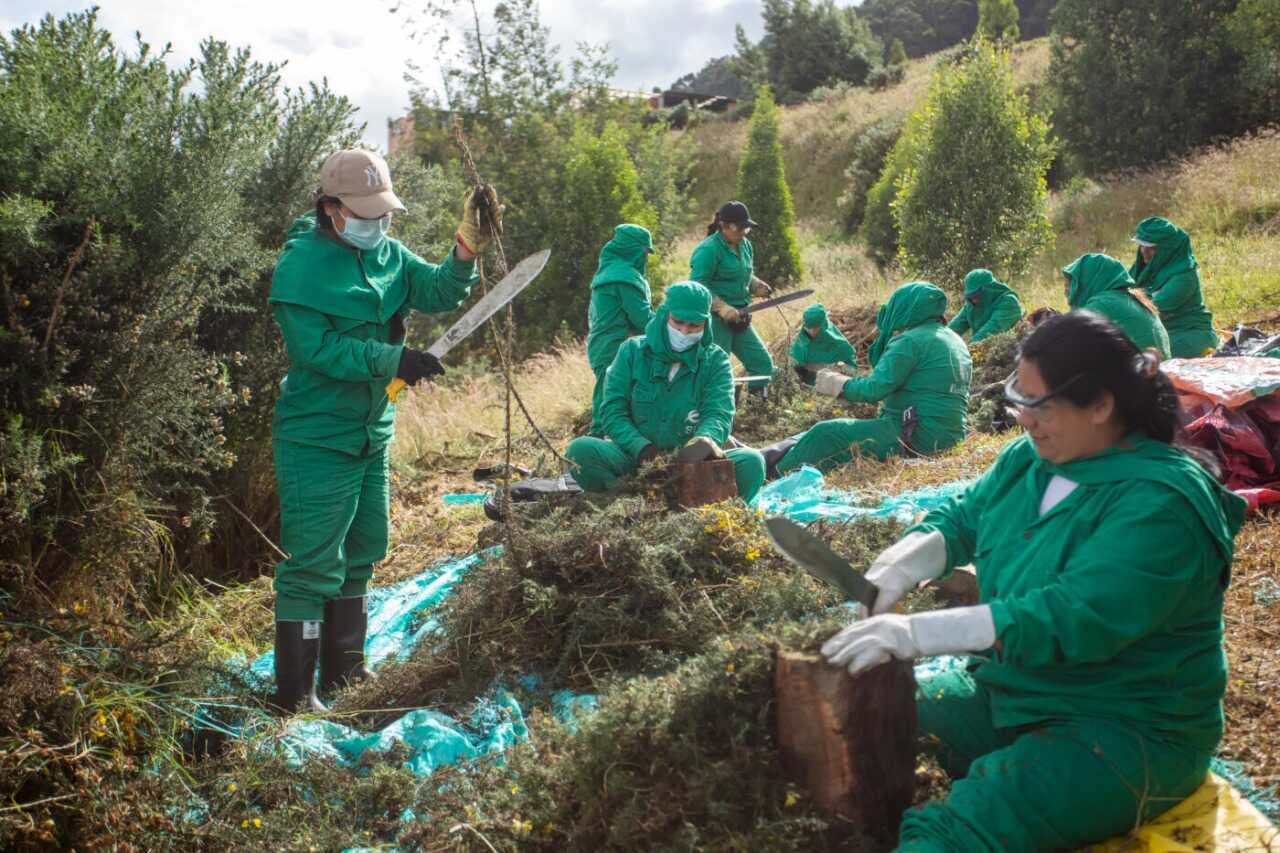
top-left (927, 565), bottom-right (980, 607)
top-left (774, 650), bottom-right (917, 837)
top-left (667, 459), bottom-right (737, 508)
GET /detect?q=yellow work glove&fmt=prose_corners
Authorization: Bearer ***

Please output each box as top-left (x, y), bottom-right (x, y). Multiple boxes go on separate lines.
top-left (710, 296), bottom-right (742, 325)
top-left (455, 184), bottom-right (503, 255)
top-left (749, 277), bottom-right (773, 297)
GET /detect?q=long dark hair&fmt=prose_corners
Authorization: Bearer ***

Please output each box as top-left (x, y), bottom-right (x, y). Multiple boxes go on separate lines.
top-left (1018, 310), bottom-right (1185, 446)
top-left (705, 211), bottom-right (722, 236)
top-left (315, 193), bottom-right (341, 233)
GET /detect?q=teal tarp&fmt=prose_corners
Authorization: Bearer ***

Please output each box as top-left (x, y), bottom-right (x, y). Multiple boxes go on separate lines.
top-left (752, 465), bottom-right (970, 522)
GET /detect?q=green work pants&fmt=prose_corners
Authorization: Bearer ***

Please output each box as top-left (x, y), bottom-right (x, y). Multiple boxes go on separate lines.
top-left (272, 439), bottom-right (390, 621)
top-left (776, 416), bottom-right (903, 473)
top-left (589, 365), bottom-right (608, 436)
top-left (564, 436), bottom-right (766, 502)
top-left (898, 669), bottom-right (1210, 852)
top-left (710, 314), bottom-right (774, 389)
top-left (1168, 328), bottom-right (1220, 359)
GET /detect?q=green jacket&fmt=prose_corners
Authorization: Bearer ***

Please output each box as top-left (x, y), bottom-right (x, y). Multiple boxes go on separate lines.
top-left (910, 433), bottom-right (1245, 753)
top-left (689, 230), bottom-right (753, 307)
top-left (843, 282), bottom-right (972, 453)
top-left (1064, 253), bottom-right (1171, 359)
top-left (600, 305), bottom-right (735, 459)
top-left (948, 269), bottom-right (1023, 344)
top-left (269, 214), bottom-right (477, 455)
top-left (586, 224), bottom-right (654, 371)
top-left (790, 303), bottom-right (855, 367)
top-left (1129, 218), bottom-right (1219, 357)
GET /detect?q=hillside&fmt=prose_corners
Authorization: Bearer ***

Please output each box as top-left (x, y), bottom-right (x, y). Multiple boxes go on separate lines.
top-left (681, 39), bottom-right (1052, 225)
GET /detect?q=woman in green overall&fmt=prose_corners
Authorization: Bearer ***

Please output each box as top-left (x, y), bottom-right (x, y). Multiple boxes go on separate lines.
top-left (689, 201), bottom-right (775, 397)
top-left (585, 224), bottom-right (654, 434)
top-left (947, 269), bottom-right (1023, 344)
top-left (565, 281), bottom-right (766, 501)
top-left (820, 310), bottom-right (1245, 852)
top-left (267, 149), bottom-right (498, 712)
top-left (1129, 217), bottom-right (1219, 357)
top-left (790, 303), bottom-right (856, 385)
top-left (768, 283), bottom-right (971, 475)
top-left (1063, 252), bottom-right (1171, 358)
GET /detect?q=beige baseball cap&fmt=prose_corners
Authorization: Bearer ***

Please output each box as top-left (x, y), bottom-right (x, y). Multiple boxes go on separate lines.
top-left (319, 149), bottom-right (406, 219)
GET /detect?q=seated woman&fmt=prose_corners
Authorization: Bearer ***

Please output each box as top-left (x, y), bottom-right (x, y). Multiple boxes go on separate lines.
top-left (585, 224), bottom-right (655, 435)
top-left (565, 281), bottom-right (766, 501)
top-left (768, 282), bottom-right (971, 475)
top-left (1063, 252), bottom-right (1171, 358)
top-left (790, 303), bottom-right (856, 385)
top-left (947, 269), bottom-right (1023, 344)
top-left (1129, 217), bottom-right (1219, 358)
top-left (821, 310), bottom-right (1245, 852)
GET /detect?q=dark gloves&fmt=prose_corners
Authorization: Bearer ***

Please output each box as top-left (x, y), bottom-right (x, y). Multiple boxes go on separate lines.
top-left (726, 311), bottom-right (753, 333)
top-left (793, 364), bottom-right (816, 385)
top-left (396, 347), bottom-right (444, 386)
top-left (636, 445), bottom-right (662, 465)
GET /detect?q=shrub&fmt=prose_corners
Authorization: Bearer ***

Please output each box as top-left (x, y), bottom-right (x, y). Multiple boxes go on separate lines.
top-left (977, 0), bottom-right (1020, 41)
top-left (736, 85), bottom-right (804, 285)
top-left (838, 119), bottom-right (904, 233)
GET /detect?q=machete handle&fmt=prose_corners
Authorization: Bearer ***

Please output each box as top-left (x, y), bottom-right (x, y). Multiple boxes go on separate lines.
top-left (387, 377), bottom-right (407, 403)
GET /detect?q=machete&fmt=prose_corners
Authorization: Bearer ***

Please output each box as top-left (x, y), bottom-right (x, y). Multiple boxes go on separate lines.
top-left (387, 249), bottom-right (551, 403)
top-left (763, 515), bottom-right (879, 610)
top-left (741, 288), bottom-right (815, 314)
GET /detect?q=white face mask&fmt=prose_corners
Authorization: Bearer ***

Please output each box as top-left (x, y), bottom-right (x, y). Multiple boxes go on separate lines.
top-left (338, 212), bottom-right (391, 250)
top-left (668, 323), bottom-right (704, 352)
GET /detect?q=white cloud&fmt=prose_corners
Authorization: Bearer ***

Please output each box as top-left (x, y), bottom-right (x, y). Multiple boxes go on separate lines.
top-left (1, 1), bottom-right (764, 150)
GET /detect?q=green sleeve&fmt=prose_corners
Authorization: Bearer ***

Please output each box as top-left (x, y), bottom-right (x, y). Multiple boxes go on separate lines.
top-left (620, 286), bottom-right (654, 334)
top-left (907, 447), bottom-right (1011, 568)
top-left (842, 337), bottom-right (918, 403)
top-left (689, 241), bottom-right (717, 285)
top-left (273, 304), bottom-right (401, 381)
top-left (403, 245), bottom-right (477, 314)
top-left (988, 490), bottom-right (1211, 666)
top-left (948, 305), bottom-right (972, 337)
top-left (600, 344), bottom-right (651, 458)
top-left (693, 350), bottom-right (735, 444)
top-left (971, 295), bottom-right (1023, 344)
top-left (1149, 270), bottom-right (1200, 316)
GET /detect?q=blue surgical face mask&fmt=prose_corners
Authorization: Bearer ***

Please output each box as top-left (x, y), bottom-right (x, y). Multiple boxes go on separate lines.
top-left (668, 322), bottom-right (704, 353)
top-left (339, 212), bottom-right (391, 251)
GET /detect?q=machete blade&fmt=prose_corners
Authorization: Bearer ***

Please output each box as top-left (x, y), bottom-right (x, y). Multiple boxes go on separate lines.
top-left (426, 249), bottom-right (550, 359)
top-left (741, 288), bottom-right (815, 315)
top-left (763, 516), bottom-right (879, 610)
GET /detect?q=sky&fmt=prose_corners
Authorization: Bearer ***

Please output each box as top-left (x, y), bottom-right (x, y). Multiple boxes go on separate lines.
top-left (1, 1), bottom-right (765, 150)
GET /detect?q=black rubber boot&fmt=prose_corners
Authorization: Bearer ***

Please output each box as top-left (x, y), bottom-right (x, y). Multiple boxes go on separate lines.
top-left (269, 620), bottom-right (326, 715)
top-left (319, 596), bottom-right (373, 696)
top-left (759, 437), bottom-right (799, 481)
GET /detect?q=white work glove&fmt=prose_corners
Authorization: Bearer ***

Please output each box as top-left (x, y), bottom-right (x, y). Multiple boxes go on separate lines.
top-left (813, 369), bottom-right (850, 398)
top-left (860, 530), bottom-right (948, 618)
top-left (749, 277), bottom-right (773, 297)
top-left (821, 605), bottom-right (996, 676)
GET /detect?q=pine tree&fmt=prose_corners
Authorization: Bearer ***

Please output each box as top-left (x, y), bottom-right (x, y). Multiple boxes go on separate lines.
top-left (735, 85), bottom-right (803, 285)
top-left (887, 37), bottom-right (908, 66)
top-left (977, 0), bottom-right (1020, 41)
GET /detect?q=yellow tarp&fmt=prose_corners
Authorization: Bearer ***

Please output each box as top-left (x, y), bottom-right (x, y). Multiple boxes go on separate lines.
top-left (1084, 773), bottom-right (1279, 852)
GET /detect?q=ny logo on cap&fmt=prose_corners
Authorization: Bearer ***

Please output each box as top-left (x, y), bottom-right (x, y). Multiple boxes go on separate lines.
top-left (365, 164), bottom-right (381, 188)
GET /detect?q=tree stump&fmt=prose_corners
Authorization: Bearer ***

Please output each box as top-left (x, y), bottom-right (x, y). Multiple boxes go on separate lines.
top-left (666, 459), bottom-right (737, 508)
top-left (927, 565), bottom-right (980, 607)
top-left (774, 650), bottom-right (917, 837)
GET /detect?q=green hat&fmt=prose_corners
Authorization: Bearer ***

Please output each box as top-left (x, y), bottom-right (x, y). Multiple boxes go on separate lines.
top-left (963, 269), bottom-right (996, 297)
top-left (1061, 253), bottom-right (1133, 308)
top-left (664, 280), bottom-right (711, 323)
top-left (802, 303), bottom-right (828, 328)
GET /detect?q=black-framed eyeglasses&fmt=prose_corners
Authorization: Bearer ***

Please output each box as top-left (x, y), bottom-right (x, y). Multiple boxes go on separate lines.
top-left (1003, 372), bottom-right (1087, 409)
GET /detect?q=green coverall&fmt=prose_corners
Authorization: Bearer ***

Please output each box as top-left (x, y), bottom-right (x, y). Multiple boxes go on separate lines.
top-left (565, 283), bottom-right (766, 501)
top-left (586, 225), bottom-right (655, 434)
top-left (1129, 218), bottom-right (1219, 358)
top-left (790, 303), bottom-right (856, 385)
top-left (689, 230), bottom-right (774, 389)
top-left (777, 283), bottom-right (972, 472)
top-left (1063, 253), bottom-right (1172, 359)
top-left (947, 269), bottom-right (1023, 344)
top-left (268, 214), bottom-right (476, 621)
top-left (898, 433), bottom-right (1245, 852)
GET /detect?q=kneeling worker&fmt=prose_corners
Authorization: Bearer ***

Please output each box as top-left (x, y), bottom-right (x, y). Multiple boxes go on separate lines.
top-left (948, 269), bottom-right (1023, 344)
top-left (565, 281), bottom-right (766, 500)
top-left (791, 303), bottom-right (856, 385)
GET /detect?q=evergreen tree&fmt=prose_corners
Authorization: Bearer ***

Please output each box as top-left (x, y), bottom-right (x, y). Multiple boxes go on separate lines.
top-left (887, 37), bottom-right (909, 66)
top-left (735, 86), bottom-right (803, 285)
top-left (977, 0), bottom-right (1020, 40)
top-left (894, 40), bottom-right (1054, 283)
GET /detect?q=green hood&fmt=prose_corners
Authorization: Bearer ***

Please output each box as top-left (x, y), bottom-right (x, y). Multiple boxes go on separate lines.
top-left (591, 224), bottom-right (653, 292)
top-left (1035, 433), bottom-right (1245, 572)
top-left (1129, 217), bottom-right (1197, 291)
top-left (1062, 253), bottom-right (1134, 308)
top-left (869, 281), bottom-right (949, 367)
top-left (791, 303), bottom-right (855, 365)
top-left (644, 281), bottom-right (712, 368)
top-left (963, 268), bottom-right (1015, 303)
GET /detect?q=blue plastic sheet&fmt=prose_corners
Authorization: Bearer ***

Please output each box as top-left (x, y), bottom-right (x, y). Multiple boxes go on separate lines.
top-left (752, 465), bottom-right (970, 523)
top-left (442, 492), bottom-right (489, 506)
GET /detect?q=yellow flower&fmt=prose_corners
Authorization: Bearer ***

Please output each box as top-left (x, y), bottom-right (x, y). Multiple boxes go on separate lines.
top-left (725, 662), bottom-right (736, 674)
top-left (512, 817), bottom-right (533, 836)
top-left (785, 790), bottom-right (800, 808)
top-left (510, 784), bottom-right (520, 794)
top-left (253, 818), bottom-right (262, 829)
top-left (226, 782), bottom-right (237, 793)
top-left (241, 819), bottom-right (249, 829)
top-left (72, 601), bottom-right (85, 614)
top-left (543, 822), bottom-right (556, 835)
top-left (744, 547), bottom-right (760, 561)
